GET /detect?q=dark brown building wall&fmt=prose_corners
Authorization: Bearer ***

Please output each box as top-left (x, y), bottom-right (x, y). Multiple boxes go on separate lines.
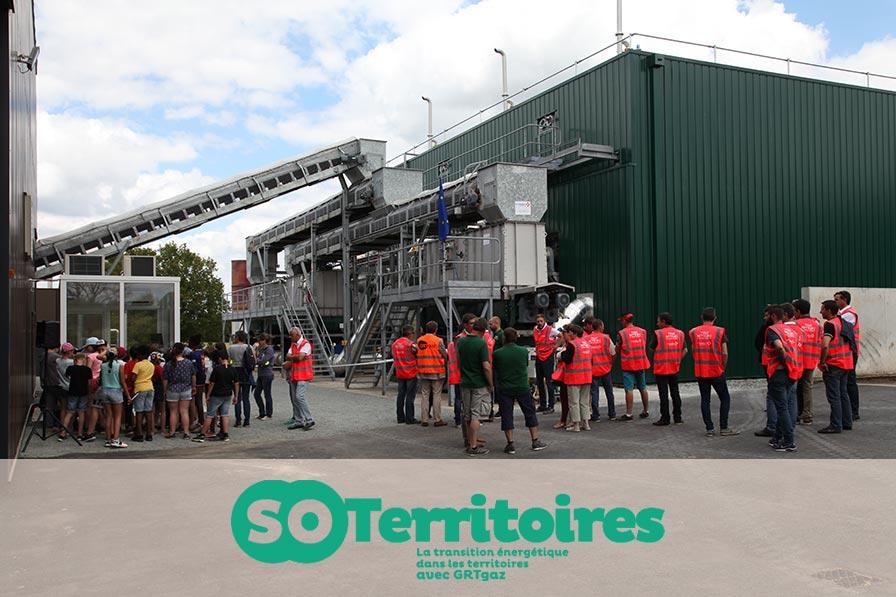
top-left (4, 0), bottom-right (38, 459)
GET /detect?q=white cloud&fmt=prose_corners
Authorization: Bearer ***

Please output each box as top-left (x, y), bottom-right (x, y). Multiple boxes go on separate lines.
top-left (36, 110), bottom-right (209, 236)
top-left (35, 0), bottom-right (466, 111)
top-left (245, 0), bottom-right (849, 158)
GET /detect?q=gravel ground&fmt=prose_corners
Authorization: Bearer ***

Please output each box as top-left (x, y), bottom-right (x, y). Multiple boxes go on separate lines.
top-left (20, 377), bottom-right (895, 459)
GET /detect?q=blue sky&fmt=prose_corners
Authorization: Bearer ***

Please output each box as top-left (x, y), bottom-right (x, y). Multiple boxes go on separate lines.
top-left (34, 0), bottom-right (895, 290)
top-left (784, 0), bottom-right (895, 55)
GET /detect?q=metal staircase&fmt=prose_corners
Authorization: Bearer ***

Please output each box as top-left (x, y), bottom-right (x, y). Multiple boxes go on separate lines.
top-left (33, 138), bottom-right (386, 279)
top-left (344, 302), bottom-right (414, 388)
top-left (279, 280), bottom-right (336, 379)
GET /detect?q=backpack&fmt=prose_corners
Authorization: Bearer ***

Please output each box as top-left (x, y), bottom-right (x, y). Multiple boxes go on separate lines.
top-left (242, 345), bottom-right (257, 371)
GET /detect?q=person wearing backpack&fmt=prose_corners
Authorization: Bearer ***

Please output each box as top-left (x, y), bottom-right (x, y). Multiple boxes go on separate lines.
top-left (227, 331), bottom-right (255, 427)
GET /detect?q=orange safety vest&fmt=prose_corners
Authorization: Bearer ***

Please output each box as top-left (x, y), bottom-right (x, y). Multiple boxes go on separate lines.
top-left (838, 306), bottom-right (861, 355)
top-left (764, 323), bottom-right (801, 381)
top-left (416, 333), bottom-right (446, 377)
top-left (653, 327), bottom-right (685, 375)
top-left (447, 339), bottom-right (461, 385)
top-left (618, 326), bottom-right (650, 371)
top-left (391, 337), bottom-right (418, 380)
top-left (825, 317), bottom-right (855, 370)
top-left (533, 325), bottom-right (556, 362)
top-left (586, 332), bottom-right (613, 377)
top-left (689, 324), bottom-right (726, 379)
top-left (563, 337), bottom-right (593, 385)
top-left (289, 339), bottom-right (314, 381)
top-left (796, 317), bottom-right (822, 370)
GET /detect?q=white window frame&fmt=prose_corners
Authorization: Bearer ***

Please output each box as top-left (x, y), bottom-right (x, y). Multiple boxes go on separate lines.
top-left (59, 275), bottom-right (181, 347)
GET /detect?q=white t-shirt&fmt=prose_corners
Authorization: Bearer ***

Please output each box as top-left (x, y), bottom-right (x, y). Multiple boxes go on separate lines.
top-left (838, 308), bottom-right (857, 326)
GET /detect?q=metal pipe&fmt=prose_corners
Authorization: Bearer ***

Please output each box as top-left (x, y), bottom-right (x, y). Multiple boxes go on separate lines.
top-left (494, 48), bottom-right (509, 110)
top-left (616, 0), bottom-right (624, 54)
top-left (421, 96), bottom-right (434, 149)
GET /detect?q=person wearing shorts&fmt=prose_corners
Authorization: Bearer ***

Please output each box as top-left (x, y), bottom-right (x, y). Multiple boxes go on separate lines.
top-left (61, 354), bottom-right (92, 440)
top-left (192, 351), bottom-right (238, 443)
top-left (491, 327), bottom-right (547, 455)
top-left (129, 345), bottom-right (156, 442)
top-left (99, 346), bottom-right (129, 448)
top-left (456, 318), bottom-right (494, 456)
top-left (163, 342), bottom-right (196, 439)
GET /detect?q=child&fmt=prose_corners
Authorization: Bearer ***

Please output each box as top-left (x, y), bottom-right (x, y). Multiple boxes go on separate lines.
top-left (192, 350), bottom-right (238, 442)
top-left (61, 354), bottom-right (92, 440)
top-left (129, 345), bottom-right (156, 442)
top-left (53, 343), bottom-right (75, 434)
top-left (150, 352), bottom-right (166, 434)
top-left (100, 347), bottom-right (129, 448)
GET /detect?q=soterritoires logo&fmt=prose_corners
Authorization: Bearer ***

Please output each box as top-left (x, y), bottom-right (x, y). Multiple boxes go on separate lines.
top-left (231, 480), bottom-right (666, 564)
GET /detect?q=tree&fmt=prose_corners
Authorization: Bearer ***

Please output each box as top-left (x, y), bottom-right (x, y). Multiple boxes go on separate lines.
top-left (116, 243), bottom-right (227, 343)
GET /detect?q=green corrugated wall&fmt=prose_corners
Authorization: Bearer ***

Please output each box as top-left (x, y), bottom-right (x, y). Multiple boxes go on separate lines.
top-left (409, 51), bottom-right (896, 379)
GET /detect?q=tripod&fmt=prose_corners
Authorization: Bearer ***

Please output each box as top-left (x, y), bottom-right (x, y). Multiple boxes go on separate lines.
top-left (21, 388), bottom-right (83, 453)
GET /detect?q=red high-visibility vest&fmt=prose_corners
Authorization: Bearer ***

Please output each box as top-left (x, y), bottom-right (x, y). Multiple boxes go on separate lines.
top-left (551, 361), bottom-right (565, 383)
top-left (485, 332), bottom-right (495, 364)
top-left (447, 340), bottom-right (461, 384)
top-left (796, 317), bottom-right (822, 370)
top-left (289, 339), bottom-right (314, 381)
top-left (391, 337), bottom-right (418, 380)
top-left (825, 317), bottom-right (855, 370)
top-left (764, 324), bottom-right (801, 381)
top-left (533, 325), bottom-right (556, 362)
top-left (618, 326), bottom-right (650, 371)
top-left (563, 338), bottom-right (592, 385)
top-left (783, 322), bottom-right (805, 371)
top-left (838, 306), bottom-right (861, 355)
top-left (653, 327), bottom-right (685, 375)
top-left (416, 333), bottom-right (446, 376)
top-left (586, 332), bottom-right (613, 377)
top-left (689, 324), bottom-right (726, 379)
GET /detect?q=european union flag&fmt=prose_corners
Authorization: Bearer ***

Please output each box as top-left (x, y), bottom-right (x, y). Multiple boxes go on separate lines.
top-left (437, 176), bottom-right (449, 242)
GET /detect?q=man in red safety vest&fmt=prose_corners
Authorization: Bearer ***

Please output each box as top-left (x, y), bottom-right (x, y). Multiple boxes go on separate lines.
top-left (284, 326), bottom-right (315, 430)
top-left (533, 313), bottom-right (561, 414)
top-left (583, 317), bottom-right (616, 421)
top-left (391, 325), bottom-right (418, 425)
top-left (615, 313), bottom-right (650, 421)
top-left (763, 305), bottom-right (801, 452)
top-left (689, 307), bottom-right (737, 437)
top-left (834, 290), bottom-right (861, 420)
top-left (818, 299), bottom-right (855, 434)
top-left (792, 299), bottom-right (822, 425)
top-left (651, 312), bottom-right (687, 426)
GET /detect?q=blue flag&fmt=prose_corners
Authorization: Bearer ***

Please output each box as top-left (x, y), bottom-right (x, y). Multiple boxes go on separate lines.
top-left (437, 176), bottom-right (449, 242)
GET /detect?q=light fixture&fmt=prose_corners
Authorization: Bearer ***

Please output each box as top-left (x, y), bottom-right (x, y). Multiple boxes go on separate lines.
top-left (13, 45), bottom-right (40, 73)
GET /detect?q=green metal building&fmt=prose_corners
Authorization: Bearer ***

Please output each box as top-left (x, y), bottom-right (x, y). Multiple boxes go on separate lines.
top-left (408, 50), bottom-right (896, 380)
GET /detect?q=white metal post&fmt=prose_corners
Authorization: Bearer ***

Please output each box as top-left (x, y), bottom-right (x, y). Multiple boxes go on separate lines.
top-left (616, 0), bottom-right (624, 54)
top-left (494, 48), bottom-right (509, 110)
top-left (422, 96), bottom-right (433, 148)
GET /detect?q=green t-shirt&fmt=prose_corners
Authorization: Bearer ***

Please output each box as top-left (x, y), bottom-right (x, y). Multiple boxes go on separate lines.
top-left (492, 329), bottom-right (504, 350)
top-left (456, 335), bottom-right (489, 388)
top-left (492, 343), bottom-right (530, 395)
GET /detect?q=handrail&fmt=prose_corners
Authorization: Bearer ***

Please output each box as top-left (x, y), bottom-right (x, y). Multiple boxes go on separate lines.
top-left (387, 32), bottom-right (896, 166)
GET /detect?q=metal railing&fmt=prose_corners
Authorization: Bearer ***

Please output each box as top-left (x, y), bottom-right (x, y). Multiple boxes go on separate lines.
top-left (387, 32), bottom-right (896, 167)
top-left (414, 122), bottom-right (563, 186)
top-left (359, 235), bottom-right (502, 299)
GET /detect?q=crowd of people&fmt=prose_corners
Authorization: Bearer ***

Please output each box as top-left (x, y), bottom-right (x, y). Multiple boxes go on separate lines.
top-left (390, 290), bottom-right (864, 456)
top-left (38, 289), bottom-right (863, 456)
top-left (40, 327), bottom-right (316, 449)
